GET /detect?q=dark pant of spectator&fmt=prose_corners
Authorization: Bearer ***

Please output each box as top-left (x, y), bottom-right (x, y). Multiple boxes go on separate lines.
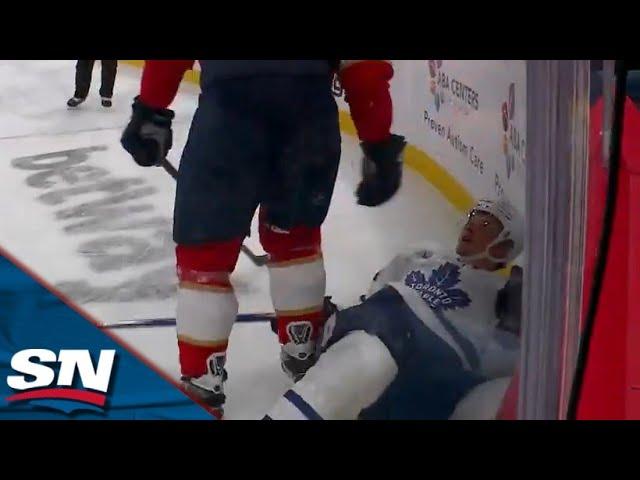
top-left (73, 60), bottom-right (118, 99)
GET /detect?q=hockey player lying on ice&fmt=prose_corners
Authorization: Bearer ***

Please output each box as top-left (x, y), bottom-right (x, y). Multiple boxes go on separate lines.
top-left (264, 198), bottom-right (523, 420)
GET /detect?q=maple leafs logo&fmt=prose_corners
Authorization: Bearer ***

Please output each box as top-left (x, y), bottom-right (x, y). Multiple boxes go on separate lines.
top-left (404, 262), bottom-right (471, 312)
top-left (405, 270), bottom-right (428, 288)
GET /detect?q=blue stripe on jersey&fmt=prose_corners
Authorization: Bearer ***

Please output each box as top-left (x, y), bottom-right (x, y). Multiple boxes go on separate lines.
top-left (432, 309), bottom-right (481, 371)
top-left (284, 390), bottom-right (324, 420)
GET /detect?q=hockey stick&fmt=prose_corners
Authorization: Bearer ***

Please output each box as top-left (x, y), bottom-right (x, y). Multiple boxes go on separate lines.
top-left (159, 158), bottom-right (270, 267)
top-left (160, 157), bottom-right (179, 179)
top-left (102, 313), bottom-right (276, 332)
top-left (239, 245), bottom-right (270, 267)
top-left (103, 297), bottom-right (339, 332)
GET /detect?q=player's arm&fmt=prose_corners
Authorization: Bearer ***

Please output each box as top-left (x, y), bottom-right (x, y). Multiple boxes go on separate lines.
top-left (121, 60), bottom-right (195, 168)
top-left (139, 60), bottom-right (195, 109)
top-left (338, 60), bottom-right (394, 143)
top-left (366, 247), bottom-right (434, 298)
top-left (338, 61), bottom-right (407, 207)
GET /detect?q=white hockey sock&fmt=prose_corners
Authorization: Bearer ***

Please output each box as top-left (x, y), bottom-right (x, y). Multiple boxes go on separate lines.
top-left (268, 254), bottom-right (327, 349)
top-left (175, 283), bottom-right (238, 378)
top-left (268, 254), bottom-right (326, 313)
top-left (176, 285), bottom-right (238, 342)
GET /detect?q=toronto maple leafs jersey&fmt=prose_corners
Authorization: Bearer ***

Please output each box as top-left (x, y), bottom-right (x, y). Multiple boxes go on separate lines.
top-left (367, 245), bottom-right (519, 378)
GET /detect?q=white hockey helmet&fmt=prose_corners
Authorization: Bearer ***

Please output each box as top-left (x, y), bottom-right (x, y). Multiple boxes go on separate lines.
top-left (463, 198), bottom-right (524, 264)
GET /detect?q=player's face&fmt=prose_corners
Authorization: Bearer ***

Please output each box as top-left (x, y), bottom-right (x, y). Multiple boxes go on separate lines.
top-left (456, 210), bottom-right (504, 257)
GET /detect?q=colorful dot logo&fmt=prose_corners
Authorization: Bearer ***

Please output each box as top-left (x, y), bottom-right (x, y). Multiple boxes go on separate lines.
top-left (501, 82), bottom-right (524, 178)
top-left (428, 60), bottom-right (445, 112)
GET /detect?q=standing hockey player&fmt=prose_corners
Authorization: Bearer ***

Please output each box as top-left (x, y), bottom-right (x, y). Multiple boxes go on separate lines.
top-left (263, 198), bottom-right (523, 420)
top-left (120, 60), bottom-right (407, 416)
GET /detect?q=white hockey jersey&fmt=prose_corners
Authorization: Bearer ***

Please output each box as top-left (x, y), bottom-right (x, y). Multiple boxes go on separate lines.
top-left (367, 245), bottom-right (520, 378)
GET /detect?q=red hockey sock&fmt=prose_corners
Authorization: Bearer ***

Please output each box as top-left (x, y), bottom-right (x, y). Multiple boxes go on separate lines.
top-left (175, 239), bottom-right (242, 378)
top-left (259, 207), bottom-right (327, 349)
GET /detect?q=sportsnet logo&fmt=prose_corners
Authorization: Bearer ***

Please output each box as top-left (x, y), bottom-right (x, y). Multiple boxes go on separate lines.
top-left (6, 349), bottom-right (116, 413)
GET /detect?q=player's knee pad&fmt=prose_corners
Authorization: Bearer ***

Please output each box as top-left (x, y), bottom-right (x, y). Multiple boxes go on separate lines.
top-left (323, 286), bottom-right (418, 370)
top-left (175, 238), bottom-right (243, 284)
top-left (258, 212), bottom-right (322, 264)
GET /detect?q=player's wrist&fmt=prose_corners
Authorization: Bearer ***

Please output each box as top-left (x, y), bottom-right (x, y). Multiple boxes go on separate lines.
top-left (361, 134), bottom-right (406, 164)
top-left (132, 96), bottom-right (175, 124)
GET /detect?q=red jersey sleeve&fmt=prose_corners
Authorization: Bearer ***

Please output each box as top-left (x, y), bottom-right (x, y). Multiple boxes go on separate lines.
top-left (339, 60), bottom-right (394, 144)
top-left (139, 60), bottom-right (195, 109)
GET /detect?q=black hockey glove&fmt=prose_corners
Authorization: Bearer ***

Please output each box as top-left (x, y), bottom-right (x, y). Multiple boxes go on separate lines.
top-left (496, 266), bottom-right (523, 337)
top-left (323, 296), bottom-right (340, 319)
top-left (121, 96), bottom-right (175, 167)
top-left (356, 134), bottom-right (407, 207)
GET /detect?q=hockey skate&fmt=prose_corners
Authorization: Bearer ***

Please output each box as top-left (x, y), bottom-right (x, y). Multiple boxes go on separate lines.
top-left (181, 353), bottom-right (228, 419)
top-left (280, 345), bottom-right (318, 383)
top-left (66, 97), bottom-right (86, 108)
top-left (101, 97), bottom-right (112, 108)
top-left (279, 297), bottom-right (340, 382)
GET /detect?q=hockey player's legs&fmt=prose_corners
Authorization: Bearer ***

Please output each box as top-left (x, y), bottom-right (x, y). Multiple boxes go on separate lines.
top-left (339, 288), bottom-right (485, 419)
top-left (260, 76), bottom-right (341, 231)
top-left (259, 211), bottom-right (326, 380)
top-left (175, 239), bottom-right (242, 414)
top-left (265, 287), bottom-right (485, 420)
top-left (172, 83), bottom-right (271, 413)
top-left (266, 330), bottom-right (398, 420)
top-left (358, 340), bottom-right (485, 420)
top-left (258, 76), bottom-right (341, 381)
top-left (174, 87), bottom-right (270, 245)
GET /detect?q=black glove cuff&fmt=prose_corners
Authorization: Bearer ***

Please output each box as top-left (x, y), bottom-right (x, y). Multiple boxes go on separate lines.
top-left (361, 134), bottom-right (407, 164)
top-left (132, 96), bottom-right (175, 123)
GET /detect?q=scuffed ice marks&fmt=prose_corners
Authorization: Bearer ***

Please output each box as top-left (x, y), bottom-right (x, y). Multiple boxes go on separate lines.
top-left (55, 264), bottom-right (177, 303)
top-left (11, 146), bottom-right (177, 303)
top-left (76, 233), bottom-right (172, 273)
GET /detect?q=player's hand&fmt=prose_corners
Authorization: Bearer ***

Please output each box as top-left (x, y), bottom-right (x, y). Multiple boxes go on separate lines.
top-left (323, 296), bottom-right (340, 318)
top-left (121, 96), bottom-right (175, 167)
top-left (356, 134), bottom-right (406, 207)
top-left (496, 266), bottom-right (523, 336)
